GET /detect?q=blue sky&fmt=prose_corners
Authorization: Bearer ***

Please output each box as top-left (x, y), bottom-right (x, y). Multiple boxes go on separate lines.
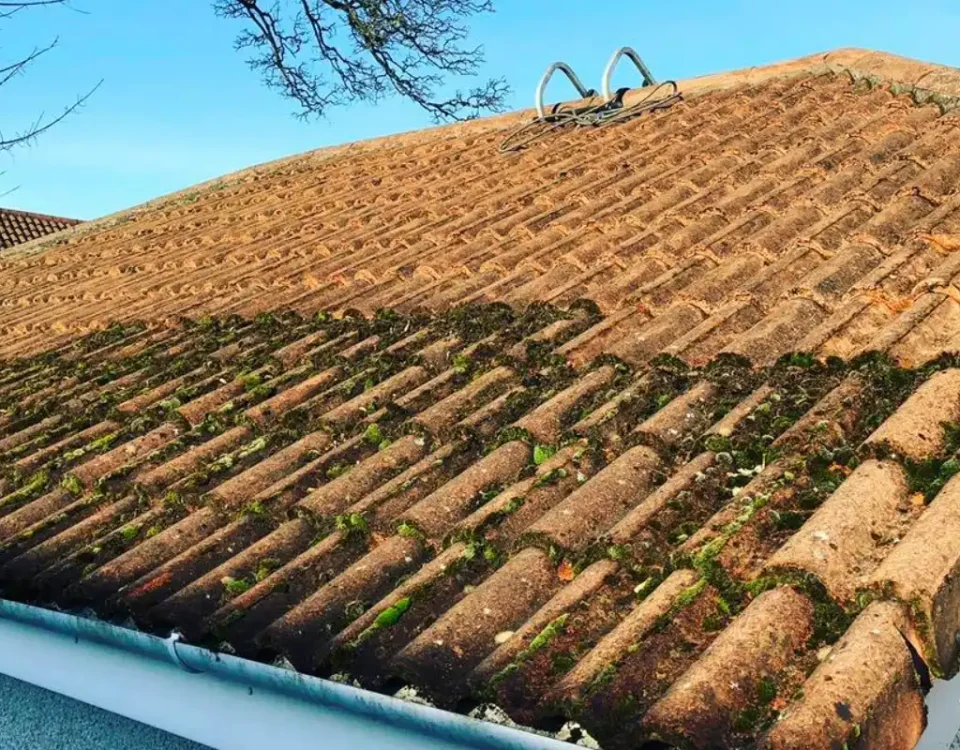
top-left (3, 0), bottom-right (960, 219)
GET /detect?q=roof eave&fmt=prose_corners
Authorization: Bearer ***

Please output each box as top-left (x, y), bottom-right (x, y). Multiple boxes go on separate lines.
top-left (0, 598), bottom-right (571, 750)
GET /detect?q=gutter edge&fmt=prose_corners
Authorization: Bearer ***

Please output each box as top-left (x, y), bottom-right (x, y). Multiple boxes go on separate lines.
top-left (0, 598), bottom-right (572, 750)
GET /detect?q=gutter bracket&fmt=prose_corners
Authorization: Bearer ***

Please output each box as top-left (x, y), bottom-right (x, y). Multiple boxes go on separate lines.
top-left (164, 631), bottom-right (201, 673)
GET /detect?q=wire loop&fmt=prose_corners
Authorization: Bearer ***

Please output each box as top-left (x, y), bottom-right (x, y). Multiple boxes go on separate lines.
top-left (500, 80), bottom-right (681, 153)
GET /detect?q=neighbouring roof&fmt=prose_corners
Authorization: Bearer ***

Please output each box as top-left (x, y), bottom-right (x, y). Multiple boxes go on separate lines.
top-left (0, 208), bottom-right (80, 252)
top-left (1, 47), bottom-right (960, 749)
top-left (0, 672), bottom-right (206, 750)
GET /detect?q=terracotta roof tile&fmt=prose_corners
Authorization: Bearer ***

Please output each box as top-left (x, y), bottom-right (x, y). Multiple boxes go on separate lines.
top-left (0, 207), bottom-right (79, 251)
top-left (2, 48), bottom-right (960, 748)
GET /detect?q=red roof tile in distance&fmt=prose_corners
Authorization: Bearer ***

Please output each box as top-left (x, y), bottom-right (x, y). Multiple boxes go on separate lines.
top-left (2, 48), bottom-right (960, 749)
top-left (0, 207), bottom-right (80, 251)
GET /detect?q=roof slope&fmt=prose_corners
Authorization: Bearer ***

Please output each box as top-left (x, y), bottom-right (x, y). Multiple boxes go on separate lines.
top-left (0, 208), bottom-right (79, 251)
top-left (1, 48), bottom-right (960, 749)
top-left (1, 48), bottom-right (960, 363)
top-left (0, 306), bottom-right (957, 750)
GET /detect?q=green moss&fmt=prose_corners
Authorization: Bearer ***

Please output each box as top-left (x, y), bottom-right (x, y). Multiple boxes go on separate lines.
top-left (335, 513), bottom-right (369, 539)
top-left (704, 434), bottom-right (732, 453)
top-left (120, 524), bottom-right (141, 541)
top-left (490, 613), bottom-right (569, 686)
top-left (676, 578), bottom-right (707, 607)
top-left (255, 558), bottom-right (280, 582)
top-left (363, 423), bottom-right (383, 447)
top-left (687, 493), bottom-right (771, 606)
top-left (490, 425), bottom-right (534, 451)
top-left (88, 432), bottom-right (120, 452)
top-left (730, 676), bottom-right (780, 736)
top-left (243, 500), bottom-right (267, 517)
top-left (2, 470), bottom-right (49, 508)
top-left (222, 576), bottom-right (251, 597)
top-left (236, 436), bottom-right (269, 461)
top-left (61, 475), bottom-right (84, 496)
top-left (907, 597), bottom-right (942, 678)
top-left (586, 663), bottom-right (619, 693)
top-left (702, 613), bottom-right (725, 631)
top-left (247, 383), bottom-right (275, 400)
top-left (397, 522), bottom-right (425, 541)
top-left (651, 578), bottom-right (708, 633)
top-left (347, 594), bottom-right (421, 649)
top-left (373, 597), bottom-right (411, 628)
top-left (757, 676), bottom-right (777, 704)
top-left (748, 571), bottom-right (855, 647)
top-left (522, 615), bottom-right (569, 655)
top-left (607, 544), bottom-right (629, 562)
top-left (666, 520), bottom-right (699, 545)
top-left (158, 397), bottom-right (182, 412)
top-left (240, 372), bottom-right (263, 391)
top-left (551, 652), bottom-right (577, 675)
top-left (896, 427), bottom-right (960, 499)
top-left (208, 454), bottom-right (235, 474)
top-left (326, 462), bottom-right (352, 480)
top-left (163, 491), bottom-right (183, 507)
top-left (452, 353), bottom-right (472, 375)
top-left (769, 509), bottom-right (806, 531)
top-left (733, 705), bottom-right (764, 733)
top-left (343, 599), bottom-right (367, 623)
top-left (533, 467), bottom-right (567, 488)
top-left (533, 444), bottom-right (556, 466)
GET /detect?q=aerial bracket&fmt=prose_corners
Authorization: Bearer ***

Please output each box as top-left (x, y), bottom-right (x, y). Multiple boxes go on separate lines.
top-left (602, 47), bottom-right (657, 103)
top-left (535, 62), bottom-right (597, 119)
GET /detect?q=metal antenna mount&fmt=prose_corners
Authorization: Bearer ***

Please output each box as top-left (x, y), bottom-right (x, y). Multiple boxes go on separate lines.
top-left (602, 47), bottom-right (657, 103)
top-left (535, 62), bottom-right (596, 119)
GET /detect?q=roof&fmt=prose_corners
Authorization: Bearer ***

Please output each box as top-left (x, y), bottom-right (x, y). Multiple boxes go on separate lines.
top-left (1, 47), bottom-right (960, 749)
top-left (0, 208), bottom-right (80, 252)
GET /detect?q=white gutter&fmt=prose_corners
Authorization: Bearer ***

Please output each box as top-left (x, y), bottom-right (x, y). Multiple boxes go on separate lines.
top-left (0, 599), bottom-right (572, 750)
top-left (918, 672), bottom-right (960, 750)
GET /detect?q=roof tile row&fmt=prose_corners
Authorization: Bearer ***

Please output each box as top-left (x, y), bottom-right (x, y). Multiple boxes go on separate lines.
top-left (0, 296), bottom-right (959, 748)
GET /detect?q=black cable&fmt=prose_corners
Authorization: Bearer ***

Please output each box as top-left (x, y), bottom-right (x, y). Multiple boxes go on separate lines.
top-left (499, 81), bottom-right (682, 153)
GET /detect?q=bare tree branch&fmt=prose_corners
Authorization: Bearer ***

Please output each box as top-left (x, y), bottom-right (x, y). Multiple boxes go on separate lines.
top-left (0, 0), bottom-right (89, 20)
top-left (0, 38), bottom-right (58, 89)
top-left (0, 81), bottom-right (102, 154)
top-left (1, 0), bottom-right (98, 156)
top-left (214, 0), bottom-right (509, 122)
top-left (0, 174), bottom-right (21, 199)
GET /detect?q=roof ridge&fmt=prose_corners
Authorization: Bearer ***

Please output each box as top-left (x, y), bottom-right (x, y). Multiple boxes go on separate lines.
top-left (677, 47), bottom-right (960, 100)
top-left (7, 47), bottom-right (959, 260)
